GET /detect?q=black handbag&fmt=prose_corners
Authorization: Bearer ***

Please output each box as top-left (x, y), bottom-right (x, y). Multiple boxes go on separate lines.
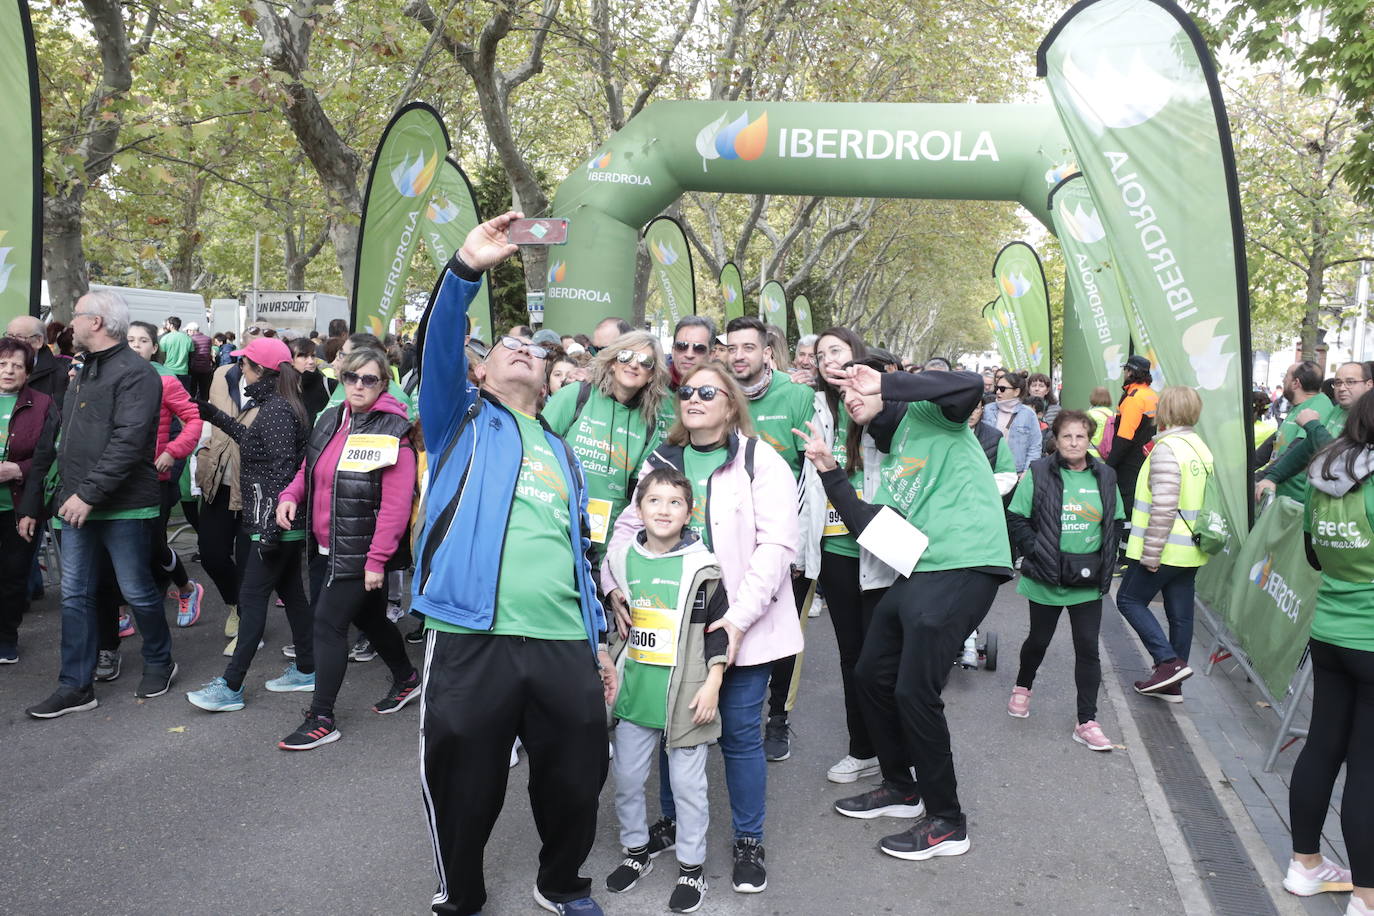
top-left (1058, 550), bottom-right (1102, 587)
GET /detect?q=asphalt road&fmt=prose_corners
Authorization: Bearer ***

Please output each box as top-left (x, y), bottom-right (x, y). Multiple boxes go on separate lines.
top-left (1, 569), bottom-right (1184, 916)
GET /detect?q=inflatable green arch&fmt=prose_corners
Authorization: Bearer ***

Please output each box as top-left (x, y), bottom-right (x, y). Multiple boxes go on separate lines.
top-left (545, 102), bottom-right (1071, 330)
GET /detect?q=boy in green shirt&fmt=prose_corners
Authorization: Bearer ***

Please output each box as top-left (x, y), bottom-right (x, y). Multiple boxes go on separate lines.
top-left (606, 467), bottom-right (729, 914)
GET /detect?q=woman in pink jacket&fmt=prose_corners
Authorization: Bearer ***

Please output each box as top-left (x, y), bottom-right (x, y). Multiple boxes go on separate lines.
top-left (127, 321), bottom-right (205, 626)
top-left (604, 360), bottom-right (802, 895)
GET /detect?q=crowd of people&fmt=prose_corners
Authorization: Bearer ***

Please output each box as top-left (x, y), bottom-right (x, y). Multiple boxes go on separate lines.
top-left (3, 212), bottom-right (1370, 916)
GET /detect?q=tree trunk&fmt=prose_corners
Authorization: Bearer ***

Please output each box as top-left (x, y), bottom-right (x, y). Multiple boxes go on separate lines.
top-left (42, 197), bottom-right (87, 322)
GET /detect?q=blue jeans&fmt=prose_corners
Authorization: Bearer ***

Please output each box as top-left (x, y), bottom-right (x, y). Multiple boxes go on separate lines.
top-left (59, 519), bottom-right (172, 688)
top-left (660, 662), bottom-right (771, 840)
top-left (1115, 560), bottom-right (1198, 665)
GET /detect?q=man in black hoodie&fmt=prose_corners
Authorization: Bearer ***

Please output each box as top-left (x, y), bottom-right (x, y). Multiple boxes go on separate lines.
top-left (26, 290), bottom-right (175, 719)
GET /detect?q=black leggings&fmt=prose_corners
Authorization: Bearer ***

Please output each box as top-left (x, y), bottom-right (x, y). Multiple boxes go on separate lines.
top-left (309, 561), bottom-right (415, 719)
top-left (1289, 639), bottom-right (1374, 886)
top-left (155, 479), bottom-right (189, 591)
top-left (816, 550), bottom-right (884, 759)
top-left (223, 540), bottom-right (313, 692)
top-left (1016, 598), bottom-right (1103, 725)
top-left (198, 484), bottom-right (249, 606)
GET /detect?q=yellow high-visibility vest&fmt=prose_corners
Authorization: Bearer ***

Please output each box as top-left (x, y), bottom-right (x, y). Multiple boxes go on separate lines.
top-left (1126, 430), bottom-right (1212, 568)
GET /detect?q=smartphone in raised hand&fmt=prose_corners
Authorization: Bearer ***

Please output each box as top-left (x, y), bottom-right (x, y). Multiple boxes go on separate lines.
top-left (508, 218), bottom-right (569, 246)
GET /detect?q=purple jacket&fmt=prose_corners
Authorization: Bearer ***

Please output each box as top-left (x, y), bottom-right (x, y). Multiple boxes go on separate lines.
top-left (604, 434), bottom-right (803, 667)
top-left (189, 332), bottom-right (214, 373)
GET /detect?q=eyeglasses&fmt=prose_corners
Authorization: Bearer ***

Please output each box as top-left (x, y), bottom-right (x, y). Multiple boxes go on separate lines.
top-left (1333, 378), bottom-right (1370, 388)
top-left (617, 349), bottom-right (655, 369)
top-left (673, 341), bottom-right (708, 355)
top-left (678, 384), bottom-right (729, 402)
top-left (341, 370), bottom-right (385, 389)
top-left (496, 335), bottom-right (548, 359)
top-left (73, 311), bottom-right (99, 321)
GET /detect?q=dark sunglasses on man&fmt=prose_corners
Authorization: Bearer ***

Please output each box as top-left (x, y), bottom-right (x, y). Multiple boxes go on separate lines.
top-left (616, 349), bottom-right (655, 369)
top-left (673, 341), bottom-right (708, 355)
top-left (678, 384), bottom-right (729, 402)
top-left (342, 370), bottom-right (386, 390)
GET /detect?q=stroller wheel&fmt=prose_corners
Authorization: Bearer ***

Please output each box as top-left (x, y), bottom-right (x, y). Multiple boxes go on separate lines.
top-left (983, 631), bottom-right (998, 672)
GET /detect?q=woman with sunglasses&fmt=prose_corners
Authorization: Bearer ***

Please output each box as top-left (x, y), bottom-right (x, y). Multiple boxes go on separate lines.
top-left (543, 330), bottom-right (668, 573)
top-left (604, 361), bottom-right (803, 895)
top-left (186, 337), bottom-right (316, 714)
top-left (982, 370), bottom-right (1042, 473)
top-left (273, 346), bottom-right (419, 749)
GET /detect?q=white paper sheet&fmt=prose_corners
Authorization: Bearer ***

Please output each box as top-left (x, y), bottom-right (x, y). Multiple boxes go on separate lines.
top-left (856, 506), bottom-right (928, 577)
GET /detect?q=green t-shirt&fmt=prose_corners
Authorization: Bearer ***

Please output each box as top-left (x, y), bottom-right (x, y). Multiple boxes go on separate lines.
top-left (1307, 482), bottom-right (1374, 652)
top-left (874, 401), bottom-right (1012, 572)
top-left (158, 331), bottom-right (192, 375)
top-left (542, 383), bottom-right (653, 562)
top-left (822, 411), bottom-right (862, 559)
top-left (86, 506), bottom-right (160, 521)
top-left (613, 547), bottom-right (683, 729)
top-left (1271, 393), bottom-right (1335, 502)
top-left (431, 409), bottom-right (585, 640)
top-left (683, 444), bottom-right (728, 547)
top-left (745, 372), bottom-right (815, 479)
top-left (1009, 466), bottom-right (1124, 606)
top-left (0, 393), bottom-right (16, 511)
top-left (326, 378), bottom-right (417, 422)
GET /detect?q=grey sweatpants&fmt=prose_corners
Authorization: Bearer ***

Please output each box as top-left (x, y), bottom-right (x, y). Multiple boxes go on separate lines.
top-left (613, 720), bottom-right (710, 867)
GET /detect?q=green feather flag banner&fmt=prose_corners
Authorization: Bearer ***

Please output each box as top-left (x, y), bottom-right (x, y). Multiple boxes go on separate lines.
top-left (421, 157), bottom-right (491, 344)
top-left (760, 280), bottom-right (787, 335)
top-left (982, 299), bottom-right (1022, 369)
top-left (643, 216), bottom-right (695, 329)
top-left (991, 241), bottom-right (1052, 373)
top-left (352, 102), bottom-right (450, 336)
top-left (1049, 173), bottom-right (1134, 398)
top-left (719, 262), bottom-right (745, 321)
top-left (793, 293), bottom-right (813, 337)
top-left (0, 0), bottom-right (40, 323)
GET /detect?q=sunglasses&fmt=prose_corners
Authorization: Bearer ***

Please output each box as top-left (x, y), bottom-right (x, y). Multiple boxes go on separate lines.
top-left (673, 341), bottom-right (709, 355)
top-left (497, 335), bottom-right (548, 359)
top-left (617, 349), bottom-right (655, 369)
top-left (342, 370), bottom-right (385, 390)
top-left (678, 384), bottom-right (729, 402)
top-left (995, 384), bottom-right (1016, 393)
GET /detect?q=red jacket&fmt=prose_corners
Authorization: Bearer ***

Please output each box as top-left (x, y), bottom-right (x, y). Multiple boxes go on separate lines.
top-left (155, 370), bottom-right (203, 481)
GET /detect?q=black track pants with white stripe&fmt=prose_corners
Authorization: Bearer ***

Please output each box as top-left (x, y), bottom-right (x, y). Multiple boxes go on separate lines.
top-left (419, 631), bottom-right (608, 915)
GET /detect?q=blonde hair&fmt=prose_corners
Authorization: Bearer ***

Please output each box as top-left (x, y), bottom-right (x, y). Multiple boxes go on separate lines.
top-left (1089, 385), bottom-right (1113, 407)
top-left (588, 330), bottom-right (669, 427)
top-left (665, 361), bottom-right (755, 446)
top-left (1156, 386), bottom-right (1202, 429)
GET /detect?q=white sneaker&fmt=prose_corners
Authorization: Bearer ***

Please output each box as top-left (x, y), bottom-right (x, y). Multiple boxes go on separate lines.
top-left (1283, 857), bottom-right (1353, 896)
top-left (1347, 896), bottom-right (1373, 916)
top-left (826, 754), bottom-right (880, 784)
top-left (808, 596), bottom-right (824, 618)
top-left (510, 737), bottom-right (521, 768)
top-left (222, 637), bottom-right (265, 658)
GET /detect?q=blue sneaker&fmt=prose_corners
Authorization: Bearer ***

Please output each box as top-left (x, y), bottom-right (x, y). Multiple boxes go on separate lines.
top-left (187, 677), bottom-right (245, 712)
top-left (176, 581), bottom-right (204, 627)
top-left (265, 663), bottom-right (315, 693)
top-left (533, 888), bottom-right (603, 915)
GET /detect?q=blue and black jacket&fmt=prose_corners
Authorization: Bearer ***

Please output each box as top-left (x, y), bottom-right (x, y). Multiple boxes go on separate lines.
top-left (411, 256), bottom-right (606, 657)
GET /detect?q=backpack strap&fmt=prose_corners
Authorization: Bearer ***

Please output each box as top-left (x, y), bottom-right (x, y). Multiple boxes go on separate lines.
top-left (744, 437), bottom-right (757, 482)
top-left (571, 380), bottom-right (593, 425)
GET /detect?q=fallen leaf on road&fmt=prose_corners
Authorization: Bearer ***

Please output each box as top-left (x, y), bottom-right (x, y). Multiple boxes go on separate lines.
top-left (168, 726), bottom-right (187, 733)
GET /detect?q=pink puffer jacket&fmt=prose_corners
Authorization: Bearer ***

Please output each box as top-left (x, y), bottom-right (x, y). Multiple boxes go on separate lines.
top-left (155, 372), bottom-right (203, 482)
top-left (603, 434), bottom-right (804, 667)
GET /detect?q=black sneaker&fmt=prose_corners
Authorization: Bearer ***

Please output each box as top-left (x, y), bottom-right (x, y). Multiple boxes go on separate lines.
top-left (404, 626), bottom-right (425, 645)
top-left (834, 781), bottom-right (925, 819)
top-left (669, 865), bottom-right (706, 913)
top-left (879, 815), bottom-right (970, 860)
top-left (646, 816), bottom-right (676, 858)
top-left (349, 635), bottom-right (376, 662)
top-left (26, 686), bottom-right (98, 719)
top-left (278, 710), bottom-right (341, 750)
top-left (605, 847), bottom-right (652, 893)
top-left (764, 714), bottom-right (791, 762)
top-left (373, 671), bottom-right (421, 714)
top-left (94, 649), bottom-right (121, 682)
top-left (135, 662), bottom-right (178, 698)
top-left (731, 838), bottom-right (766, 893)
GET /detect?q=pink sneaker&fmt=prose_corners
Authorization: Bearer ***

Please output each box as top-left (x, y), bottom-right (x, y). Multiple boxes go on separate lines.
top-left (1283, 857), bottom-right (1353, 896)
top-left (1007, 686), bottom-right (1031, 718)
top-left (1348, 896), bottom-right (1373, 916)
top-left (117, 608), bottom-right (135, 639)
top-left (1072, 720), bottom-right (1112, 751)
